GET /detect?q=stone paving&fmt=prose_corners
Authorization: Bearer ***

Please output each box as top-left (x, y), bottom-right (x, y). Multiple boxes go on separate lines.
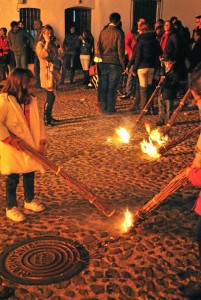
top-left (0, 78), bottom-right (201, 300)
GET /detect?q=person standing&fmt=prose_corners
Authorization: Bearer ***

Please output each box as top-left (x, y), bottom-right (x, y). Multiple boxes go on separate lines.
top-left (96, 12), bottom-right (125, 114)
top-left (36, 24), bottom-right (63, 126)
top-left (0, 27), bottom-right (10, 81)
top-left (60, 25), bottom-right (80, 84)
top-left (79, 29), bottom-right (94, 85)
top-left (0, 68), bottom-right (46, 222)
top-left (180, 69), bottom-right (201, 298)
top-left (33, 19), bottom-right (43, 88)
top-left (8, 21), bottom-right (33, 69)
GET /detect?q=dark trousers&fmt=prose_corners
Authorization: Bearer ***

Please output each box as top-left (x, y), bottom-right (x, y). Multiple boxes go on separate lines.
top-left (6, 172), bottom-right (35, 209)
top-left (99, 63), bottom-right (122, 113)
top-left (44, 91), bottom-right (55, 123)
top-left (195, 215), bottom-right (201, 260)
top-left (34, 55), bottom-right (41, 88)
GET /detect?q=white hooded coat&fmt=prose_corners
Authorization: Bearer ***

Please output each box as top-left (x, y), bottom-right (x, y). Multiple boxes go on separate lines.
top-left (0, 93), bottom-right (46, 175)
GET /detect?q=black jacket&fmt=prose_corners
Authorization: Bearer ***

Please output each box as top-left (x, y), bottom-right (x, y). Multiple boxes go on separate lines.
top-left (133, 31), bottom-right (162, 72)
top-left (189, 39), bottom-right (201, 72)
top-left (161, 68), bottom-right (178, 100)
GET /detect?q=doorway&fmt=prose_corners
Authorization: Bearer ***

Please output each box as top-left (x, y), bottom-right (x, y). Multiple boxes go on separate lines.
top-left (65, 7), bottom-right (91, 35)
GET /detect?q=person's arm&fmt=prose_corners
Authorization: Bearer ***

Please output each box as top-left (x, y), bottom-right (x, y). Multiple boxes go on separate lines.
top-left (188, 168), bottom-right (201, 187)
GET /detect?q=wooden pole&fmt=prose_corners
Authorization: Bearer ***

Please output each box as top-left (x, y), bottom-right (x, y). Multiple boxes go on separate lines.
top-left (134, 77), bottom-right (165, 130)
top-left (162, 89), bottom-right (192, 136)
top-left (158, 125), bottom-right (201, 155)
top-left (17, 139), bottom-right (115, 217)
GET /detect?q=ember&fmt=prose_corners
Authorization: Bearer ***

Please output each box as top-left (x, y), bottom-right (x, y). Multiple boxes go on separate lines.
top-left (122, 208), bottom-right (133, 232)
top-left (140, 124), bottom-right (168, 158)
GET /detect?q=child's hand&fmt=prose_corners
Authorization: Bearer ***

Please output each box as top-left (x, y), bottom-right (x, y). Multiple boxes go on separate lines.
top-left (9, 137), bottom-right (22, 150)
top-left (39, 139), bottom-right (47, 155)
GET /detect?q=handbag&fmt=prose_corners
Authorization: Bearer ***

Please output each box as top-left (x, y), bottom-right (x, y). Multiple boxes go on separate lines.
top-left (89, 64), bottom-right (98, 76)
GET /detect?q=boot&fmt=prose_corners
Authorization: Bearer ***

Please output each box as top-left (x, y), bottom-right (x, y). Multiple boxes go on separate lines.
top-left (69, 68), bottom-right (75, 84)
top-left (139, 86), bottom-right (147, 111)
top-left (44, 91), bottom-right (55, 126)
top-left (147, 84), bottom-right (156, 115)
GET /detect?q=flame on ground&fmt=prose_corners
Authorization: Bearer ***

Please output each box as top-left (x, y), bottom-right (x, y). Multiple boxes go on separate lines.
top-left (122, 208), bottom-right (133, 232)
top-left (140, 124), bottom-right (168, 158)
top-left (115, 127), bottom-right (130, 143)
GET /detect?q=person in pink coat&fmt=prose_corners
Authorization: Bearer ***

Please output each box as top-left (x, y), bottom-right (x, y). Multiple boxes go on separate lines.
top-left (0, 68), bottom-right (46, 222)
top-left (180, 69), bottom-right (201, 297)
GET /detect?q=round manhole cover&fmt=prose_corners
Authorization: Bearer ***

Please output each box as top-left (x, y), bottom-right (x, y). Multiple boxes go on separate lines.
top-left (0, 236), bottom-right (89, 285)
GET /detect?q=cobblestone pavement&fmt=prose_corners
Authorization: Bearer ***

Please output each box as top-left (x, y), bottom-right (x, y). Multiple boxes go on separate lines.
top-left (0, 79), bottom-right (201, 300)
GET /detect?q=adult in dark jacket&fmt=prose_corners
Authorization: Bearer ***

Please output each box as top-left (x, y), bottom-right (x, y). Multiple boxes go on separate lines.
top-left (132, 23), bottom-right (162, 112)
top-left (79, 30), bottom-right (94, 85)
top-left (96, 12), bottom-right (125, 114)
top-left (60, 25), bottom-right (80, 84)
top-left (189, 29), bottom-right (201, 73)
top-left (160, 20), bottom-right (187, 80)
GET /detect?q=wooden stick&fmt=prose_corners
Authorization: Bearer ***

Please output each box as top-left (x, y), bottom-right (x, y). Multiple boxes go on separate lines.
top-left (162, 89), bottom-right (192, 136)
top-left (134, 77), bottom-right (165, 129)
top-left (133, 168), bottom-right (189, 226)
top-left (17, 139), bottom-right (115, 217)
top-left (158, 125), bottom-right (201, 155)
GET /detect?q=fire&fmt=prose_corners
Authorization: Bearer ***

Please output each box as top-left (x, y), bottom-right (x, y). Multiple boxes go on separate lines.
top-left (115, 127), bottom-right (130, 143)
top-left (122, 208), bottom-right (133, 232)
top-left (140, 124), bottom-right (168, 158)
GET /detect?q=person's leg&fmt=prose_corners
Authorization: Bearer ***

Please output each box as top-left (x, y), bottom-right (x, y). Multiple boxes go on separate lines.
top-left (23, 172), bottom-right (35, 203)
top-left (99, 63), bottom-right (109, 112)
top-left (44, 90), bottom-right (55, 126)
top-left (165, 99), bottom-right (171, 123)
top-left (138, 68), bottom-right (148, 111)
top-left (6, 174), bottom-right (26, 222)
top-left (23, 172), bottom-right (45, 212)
top-left (34, 55), bottom-right (41, 88)
top-left (156, 96), bottom-right (166, 125)
top-left (60, 54), bottom-right (68, 84)
top-left (107, 64), bottom-right (122, 113)
top-left (20, 53), bottom-right (27, 69)
top-left (14, 54), bottom-right (20, 68)
top-left (6, 174), bottom-right (19, 209)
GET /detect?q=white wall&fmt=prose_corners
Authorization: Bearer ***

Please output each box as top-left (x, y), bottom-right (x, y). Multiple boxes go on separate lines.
top-left (0, 0), bottom-right (131, 46)
top-left (162, 0), bottom-right (200, 33)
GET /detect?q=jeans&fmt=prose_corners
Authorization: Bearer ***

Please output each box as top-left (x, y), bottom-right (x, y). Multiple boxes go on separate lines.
top-left (126, 65), bottom-right (136, 97)
top-left (34, 55), bottom-right (41, 87)
top-left (99, 63), bottom-right (122, 113)
top-left (6, 172), bottom-right (35, 208)
top-left (158, 96), bottom-right (173, 123)
top-left (14, 52), bottom-right (27, 69)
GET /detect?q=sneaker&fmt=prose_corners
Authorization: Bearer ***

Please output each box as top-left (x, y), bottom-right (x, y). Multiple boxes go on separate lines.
top-left (6, 206), bottom-right (26, 222)
top-left (119, 94), bottom-right (130, 100)
top-left (24, 200), bottom-right (45, 212)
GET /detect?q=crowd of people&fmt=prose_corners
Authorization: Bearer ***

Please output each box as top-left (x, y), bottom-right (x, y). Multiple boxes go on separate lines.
top-left (0, 12), bottom-right (201, 299)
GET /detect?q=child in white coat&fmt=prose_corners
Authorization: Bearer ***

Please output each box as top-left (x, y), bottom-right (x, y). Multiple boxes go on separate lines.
top-left (0, 68), bottom-right (46, 222)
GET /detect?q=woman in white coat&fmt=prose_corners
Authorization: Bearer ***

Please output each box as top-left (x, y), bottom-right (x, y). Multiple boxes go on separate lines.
top-left (0, 68), bottom-right (46, 222)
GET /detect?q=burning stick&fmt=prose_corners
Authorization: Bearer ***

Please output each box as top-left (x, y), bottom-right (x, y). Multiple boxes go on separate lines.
top-left (132, 168), bottom-right (189, 226)
top-left (134, 77), bottom-right (165, 129)
top-left (158, 125), bottom-right (201, 155)
top-left (16, 139), bottom-right (115, 217)
top-left (162, 89), bottom-right (192, 136)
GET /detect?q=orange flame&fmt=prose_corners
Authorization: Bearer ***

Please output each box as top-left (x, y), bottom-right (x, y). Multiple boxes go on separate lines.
top-left (122, 208), bottom-right (133, 232)
top-left (115, 127), bottom-right (130, 143)
top-left (140, 124), bottom-right (168, 158)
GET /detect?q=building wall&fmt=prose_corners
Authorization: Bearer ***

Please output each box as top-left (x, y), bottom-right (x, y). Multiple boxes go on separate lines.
top-left (161, 0), bottom-right (200, 33)
top-left (0, 0), bottom-right (131, 47)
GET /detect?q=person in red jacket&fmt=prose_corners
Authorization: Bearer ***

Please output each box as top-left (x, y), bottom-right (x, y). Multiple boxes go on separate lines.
top-left (180, 69), bottom-right (201, 298)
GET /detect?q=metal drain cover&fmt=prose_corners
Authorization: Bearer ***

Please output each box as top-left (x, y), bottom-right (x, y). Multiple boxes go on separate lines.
top-left (0, 236), bottom-right (89, 285)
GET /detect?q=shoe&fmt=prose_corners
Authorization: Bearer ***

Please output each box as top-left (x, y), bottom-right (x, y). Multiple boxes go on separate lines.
top-left (6, 206), bottom-right (26, 222)
top-left (24, 200), bottom-right (45, 212)
top-left (51, 117), bottom-right (63, 123)
top-left (155, 121), bottom-right (165, 126)
top-left (119, 94), bottom-right (130, 100)
top-left (44, 120), bottom-right (57, 127)
top-left (106, 109), bottom-right (117, 115)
